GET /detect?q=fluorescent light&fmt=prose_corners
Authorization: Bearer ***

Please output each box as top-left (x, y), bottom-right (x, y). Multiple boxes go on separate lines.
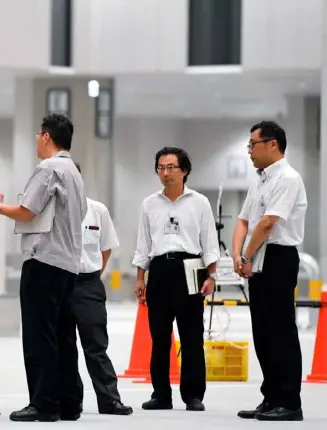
top-left (186, 65), bottom-right (243, 75)
top-left (48, 66), bottom-right (75, 75)
top-left (88, 80), bottom-right (99, 98)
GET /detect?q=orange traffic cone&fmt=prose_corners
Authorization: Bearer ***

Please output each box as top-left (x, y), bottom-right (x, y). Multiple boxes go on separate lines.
top-left (118, 301), bottom-right (151, 379)
top-left (118, 300), bottom-right (180, 383)
top-left (306, 287), bottom-right (327, 383)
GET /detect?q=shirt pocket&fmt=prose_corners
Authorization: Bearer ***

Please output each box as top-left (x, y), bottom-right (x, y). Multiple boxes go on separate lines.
top-left (83, 227), bottom-right (100, 245)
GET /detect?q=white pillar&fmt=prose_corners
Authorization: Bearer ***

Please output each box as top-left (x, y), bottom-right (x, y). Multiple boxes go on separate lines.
top-left (320, 2), bottom-right (327, 282)
top-left (285, 96), bottom-right (306, 252)
top-left (10, 78), bottom-right (37, 254)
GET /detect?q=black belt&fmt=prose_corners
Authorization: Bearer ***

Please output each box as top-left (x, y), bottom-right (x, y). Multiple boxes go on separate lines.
top-left (78, 271), bottom-right (101, 280)
top-left (266, 244), bottom-right (296, 249)
top-left (152, 252), bottom-right (200, 261)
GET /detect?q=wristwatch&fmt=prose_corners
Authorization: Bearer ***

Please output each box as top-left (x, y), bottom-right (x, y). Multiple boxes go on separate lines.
top-left (208, 272), bottom-right (219, 282)
top-left (241, 255), bottom-right (253, 264)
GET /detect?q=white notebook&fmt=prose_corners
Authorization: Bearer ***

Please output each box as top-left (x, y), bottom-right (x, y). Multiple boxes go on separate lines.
top-left (183, 258), bottom-right (207, 295)
top-left (242, 235), bottom-right (268, 273)
top-left (14, 194), bottom-right (56, 234)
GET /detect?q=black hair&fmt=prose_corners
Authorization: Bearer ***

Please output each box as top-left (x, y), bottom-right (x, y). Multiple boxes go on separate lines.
top-left (250, 120), bottom-right (287, 154)
top-left (74, 162), bottom-right (81, 174)
top-left (155, 147), bottom-right (192, 183)
top-left (41, 114), bottom-right (74, 151)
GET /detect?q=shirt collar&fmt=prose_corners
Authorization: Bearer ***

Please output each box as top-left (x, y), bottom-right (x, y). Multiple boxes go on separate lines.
top-left (256, 158), bottom-right (287, 181)
top-left (53, 150), bottom-right (71, 159)
top-left (159, 185), bottom-right (193, 199)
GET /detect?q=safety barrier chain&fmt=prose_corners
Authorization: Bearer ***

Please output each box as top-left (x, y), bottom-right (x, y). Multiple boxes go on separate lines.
top-left (204, 299), bottom-right (327, 308)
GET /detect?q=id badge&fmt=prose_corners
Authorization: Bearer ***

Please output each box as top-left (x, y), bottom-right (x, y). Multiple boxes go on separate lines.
top-left (164, 222), bottom-right (179, 234)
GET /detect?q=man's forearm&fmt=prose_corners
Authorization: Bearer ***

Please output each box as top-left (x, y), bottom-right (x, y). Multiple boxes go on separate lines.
top-left (0, 204), bottom-right (34, 222)
top-left (100, 250), bottom-right (111, 275)
top-left (137, 267), bottom-right (146, 281)
top-left (232, 219), bottom-right (248, 257)
top-left (207, 262), bottom-right (217, 275)
top-left (244, 218), bottom-right (273, 260)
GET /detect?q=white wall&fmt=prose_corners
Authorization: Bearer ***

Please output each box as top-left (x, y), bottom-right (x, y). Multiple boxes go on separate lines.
top-left (73, 0), bottom-right (188, 73)
top-left (303, 97), bottom-right (320, 260)
top-left (0, 118), bottom-right (13, 293)
top-left (242, 0), bottom-right (323, 70)
top-left (184, 119), bottom-right (258, 191)
top-left (0, 0), bottom-right (50, 70)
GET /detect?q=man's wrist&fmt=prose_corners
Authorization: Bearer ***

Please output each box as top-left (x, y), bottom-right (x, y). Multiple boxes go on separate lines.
top-left (241, 255), bottom-right (253, 264)
top-left (208, 272), bottom-right (218, 282)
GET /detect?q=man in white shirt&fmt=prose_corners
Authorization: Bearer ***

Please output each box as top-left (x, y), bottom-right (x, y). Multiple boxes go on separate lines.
top-left (133, 147), bottom-right (220, 412)
top-left (72, 163), bottom-right (132, 416)
top-left (232, 121), bottom-right (307, 422)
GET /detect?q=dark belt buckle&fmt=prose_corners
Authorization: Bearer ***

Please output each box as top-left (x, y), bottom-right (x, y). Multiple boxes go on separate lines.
top-left (166, 252), bottom-right (175, 259)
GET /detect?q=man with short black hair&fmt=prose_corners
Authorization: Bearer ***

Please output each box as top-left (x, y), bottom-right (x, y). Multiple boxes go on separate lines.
top-left (233, 121), bottom-right (307, 421)
top-left (73, 162), bottom-right (133, 416)
top-left (133, 147), bottom-right (220, 412)
top-left (0, 114), bottom-right (87, 422)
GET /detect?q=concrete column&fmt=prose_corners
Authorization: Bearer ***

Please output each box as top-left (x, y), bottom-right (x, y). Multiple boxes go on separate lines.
top-left (0, 119), bottom-right (13, 294)
top-left (285, 96), bottom-right (306, 253)
top-left (320, 1), bottom-right (327, 282)
top-left (285, 96), bottom-right (306, 176)
top-left (10, 78), bottom-right (37, 254)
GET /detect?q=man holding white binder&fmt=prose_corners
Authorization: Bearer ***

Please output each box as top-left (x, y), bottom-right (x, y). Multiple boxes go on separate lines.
top-left (133, 147), bottom-right (220, 412)
top-left (232, 121), bottom-right (307, 422)
top-left (0, 114), bottom-right (87, 422)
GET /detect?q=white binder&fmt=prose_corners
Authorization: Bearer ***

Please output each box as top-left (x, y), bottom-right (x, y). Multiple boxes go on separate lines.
top-left (14, 194), bottom-right (56, 234)
top-left (183, 258), bottom-right (207, 295)
top-left (242, 235), bottom-right (268, 273)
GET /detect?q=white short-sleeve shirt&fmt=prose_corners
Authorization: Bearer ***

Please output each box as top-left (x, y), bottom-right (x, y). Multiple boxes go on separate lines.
top-left (80, 197), bottom-right (119, 273)
top-left (239, 158), bottom-right (307, 246)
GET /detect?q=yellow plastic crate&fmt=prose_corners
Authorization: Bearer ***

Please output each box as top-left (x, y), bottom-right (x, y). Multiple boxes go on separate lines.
top-left (176, 339), bottom-right (248, 382)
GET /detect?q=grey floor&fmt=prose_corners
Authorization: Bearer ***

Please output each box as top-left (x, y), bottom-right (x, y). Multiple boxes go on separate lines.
top-left (0, 296), bottom-right (326, 429)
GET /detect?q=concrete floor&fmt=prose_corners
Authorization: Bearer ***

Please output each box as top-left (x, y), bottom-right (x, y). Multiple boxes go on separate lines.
top-left (0, 297), bottom-right (326, 429)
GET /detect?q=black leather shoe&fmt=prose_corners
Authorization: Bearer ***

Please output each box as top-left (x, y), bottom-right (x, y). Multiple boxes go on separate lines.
top-left (186, 399), bottom-right (205, 411)
top-left (142, 399), bottom-right (173, 410)
top-left (10, 406), bottom-right (60, 422)
top-left (99, 400), bottom-right (133, 415)
top-left (256, 407), bottom-right (303, 421)
top-left (60, 412), bottom-right (81, 421)
top-left (237, 402), bottom-right (272, 419)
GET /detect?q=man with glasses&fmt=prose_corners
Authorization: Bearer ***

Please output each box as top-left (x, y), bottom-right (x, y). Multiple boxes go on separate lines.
top-left (133, 147), bottom-right (220, 412)
top-left (0, 114), bottom-right (87, 422)
top-left (232, 121), bottom-right (307, 421)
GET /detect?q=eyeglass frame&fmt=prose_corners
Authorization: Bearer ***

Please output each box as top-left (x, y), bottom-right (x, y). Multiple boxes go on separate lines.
top-left (156, 164), bottom-right (181, 173)
top-left (247, 138), bottom-right (274, 150)
top-left (36, 131), bottom-right (47, 139)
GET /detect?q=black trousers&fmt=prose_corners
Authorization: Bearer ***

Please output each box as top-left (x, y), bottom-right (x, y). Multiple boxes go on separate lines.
top-left (71, 272), bottom-right (120, 410)
top-left (248, 244), bottom-right (302, 410)
top-left (20, 259), bottom-right (80, 414)
top-left (146, 253), bottom-right (206, 404)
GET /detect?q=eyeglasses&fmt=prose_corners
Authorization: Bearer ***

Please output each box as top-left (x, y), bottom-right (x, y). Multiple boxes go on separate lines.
top-left (156, 164), bottom-right (180, 173)
top-left (247, 138), bottom-right (272, 150)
